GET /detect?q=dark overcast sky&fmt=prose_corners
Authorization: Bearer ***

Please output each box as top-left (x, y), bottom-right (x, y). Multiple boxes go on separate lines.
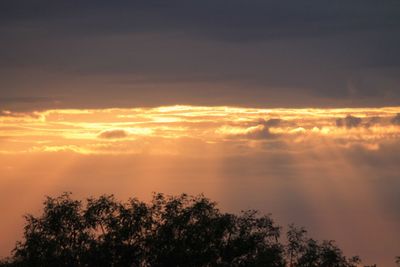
top-left (1, 0), bottom-right (400, 110)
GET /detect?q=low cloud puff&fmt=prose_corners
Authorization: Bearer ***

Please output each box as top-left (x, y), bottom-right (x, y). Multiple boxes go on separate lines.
top-left (263, 118), bottom-right (282, 127)
top-left (98, 129), bottom-right (129, 139)
top-left (336, 115), bottom-right (362, 129)
top-left (244, 125), bottom-right (276, 140)
top-left (391, 113), bottom-right (400, 125)
top-left (364, 116), bottom-right (381, 128)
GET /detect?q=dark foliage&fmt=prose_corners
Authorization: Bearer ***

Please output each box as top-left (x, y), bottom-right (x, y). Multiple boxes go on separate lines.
top-left (0, 193), bottom-right (386, 266)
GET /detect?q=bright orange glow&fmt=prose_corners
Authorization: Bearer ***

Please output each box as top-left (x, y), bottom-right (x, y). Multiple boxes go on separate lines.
top-left (1, 105), bottom-right (399, 155)
top-left (1, 106), bottom-right (400, 264)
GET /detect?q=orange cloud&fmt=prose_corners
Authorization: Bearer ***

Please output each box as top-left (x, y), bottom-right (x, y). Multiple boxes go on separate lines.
top-left (0, 105), bottom-right (399, 155)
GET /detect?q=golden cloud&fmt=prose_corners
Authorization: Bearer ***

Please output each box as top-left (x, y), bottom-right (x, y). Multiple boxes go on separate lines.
top-left (0, 105), bottom-right (399, 155)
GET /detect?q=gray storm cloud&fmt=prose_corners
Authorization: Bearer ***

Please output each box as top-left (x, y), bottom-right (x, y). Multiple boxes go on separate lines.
top-left (0, 1), bottom-right (399, 110)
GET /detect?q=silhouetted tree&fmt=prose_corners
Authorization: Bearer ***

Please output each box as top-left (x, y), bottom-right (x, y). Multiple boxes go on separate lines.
top-left (0, 193), bottom-right (372, 267)
top-left (287, 224), bottom-right (307, 267)
top-left (286, 224), bottom-right (360, 267)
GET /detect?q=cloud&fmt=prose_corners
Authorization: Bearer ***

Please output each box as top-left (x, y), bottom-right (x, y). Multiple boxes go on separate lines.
top-left (0, 110), bottom-right (42, 119)
top-left (2, 106), bottom-right (400, 155)
top-left (0, 96), bottom-right (58, 104)
top-left (0, 97), bottom-right (61, 112)
top-left (1, 1), bottom-right (398, 42)
top-left (216, 123), bottom-right (276, 140)
top-left (98, 129), bottom-right (129, 139)
top-left (221, 124), bottom-right (277, 140)
top-left (391, 113), bottom-right (400, 125)
top-left (0, 110), bottom-right (22, 117)
top-left (336, 115), bottom-right (362, 128)
top-left (245, 125), bottom-right (276, 139)
top-left (263, 118), bottom-right (282, 127)
top-left (364, 116), bottom-right (381, 128)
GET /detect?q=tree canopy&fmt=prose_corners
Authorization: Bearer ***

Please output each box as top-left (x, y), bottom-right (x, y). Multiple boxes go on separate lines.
top-left (0, 193), bottom-right (390, 266)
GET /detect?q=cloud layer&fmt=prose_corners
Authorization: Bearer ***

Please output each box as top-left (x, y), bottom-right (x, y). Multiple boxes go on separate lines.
top-left (0, 1), bottom-right (399, 110)
top-left (1, 106), bottom-right (399, 154)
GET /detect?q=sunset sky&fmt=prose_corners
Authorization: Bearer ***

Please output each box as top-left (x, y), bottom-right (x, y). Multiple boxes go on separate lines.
top-left (1, 1), bottom-right (400, 266)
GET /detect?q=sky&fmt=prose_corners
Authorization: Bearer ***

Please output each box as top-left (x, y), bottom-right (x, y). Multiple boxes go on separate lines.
top-left (1, 1), bottom-right (400, 266)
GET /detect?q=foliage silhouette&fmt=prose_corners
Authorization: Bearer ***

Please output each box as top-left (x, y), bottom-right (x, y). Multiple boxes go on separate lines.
top-left (0, 193), bottom-right (386, 267)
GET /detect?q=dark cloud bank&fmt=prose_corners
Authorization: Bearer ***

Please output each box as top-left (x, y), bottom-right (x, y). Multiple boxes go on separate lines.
top-left (0, 0), bottom-right (400, 110)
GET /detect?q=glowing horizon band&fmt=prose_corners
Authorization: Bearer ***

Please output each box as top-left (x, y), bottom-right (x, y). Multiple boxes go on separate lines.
top-left (1, 105), bottom-right (399, 154)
